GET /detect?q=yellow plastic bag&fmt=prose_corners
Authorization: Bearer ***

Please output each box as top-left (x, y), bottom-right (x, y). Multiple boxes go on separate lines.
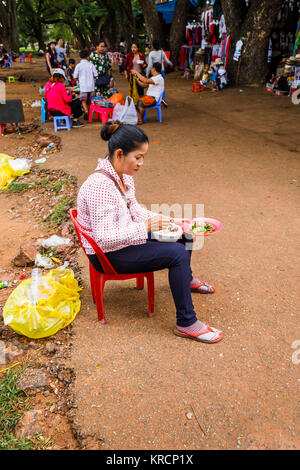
top-left (2, 268), bottom-right (81, 339)
top-left (0, 154), bottom-right (30, 190)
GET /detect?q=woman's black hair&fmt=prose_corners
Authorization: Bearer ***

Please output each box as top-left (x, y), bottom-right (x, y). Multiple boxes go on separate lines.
top-left (152, 40), bottom-right (160, 50)
top-left (131, 42), bottom-right (139, 50)
top-left (97, 39), bottom-right (106, 46)
top-left (47, 41), bottom-right (55, 52)
top-left (69, 58), bottom-right (75, 64)
top-left (101, 121), bottom-right (148, 158)
top-left (152, 62), bottom-right (162, 73)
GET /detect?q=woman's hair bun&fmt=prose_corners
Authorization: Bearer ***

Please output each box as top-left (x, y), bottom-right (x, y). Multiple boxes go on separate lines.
top-left (101, 121), bottom-right (122, 141)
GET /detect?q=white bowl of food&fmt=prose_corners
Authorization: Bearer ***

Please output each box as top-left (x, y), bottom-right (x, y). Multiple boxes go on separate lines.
top-left (152, 223), bottom-right (183, 242)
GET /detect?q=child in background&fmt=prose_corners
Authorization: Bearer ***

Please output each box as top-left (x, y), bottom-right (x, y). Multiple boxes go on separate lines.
top-left (67, 59), bottom-right (76, 87)
top-left (211, 58), bottom-right (227, 91)
top-left (200, 64), bottom-right (210, 87)
top-left (73, 49), bottom-right (98, 120)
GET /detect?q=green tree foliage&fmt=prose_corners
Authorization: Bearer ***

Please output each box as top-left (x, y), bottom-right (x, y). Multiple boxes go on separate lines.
top-left (16, 0), bottom-right (137, 51)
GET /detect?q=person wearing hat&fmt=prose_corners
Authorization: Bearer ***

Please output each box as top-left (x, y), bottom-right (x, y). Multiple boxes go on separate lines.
top-left (210, 58), bottom-right (227, 91)
top-left (44, 68), bottom-right (84, 128)
top-left (45, 41), bottom-right (58, 75)
top-left (215, 58), bottom-right (227, 90)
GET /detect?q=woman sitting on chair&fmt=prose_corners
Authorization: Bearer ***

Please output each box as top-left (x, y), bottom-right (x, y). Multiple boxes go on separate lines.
top-left (131, 62), bottom-right (164, 125)
top-left (44, 68), bottom-right (84, 128)
top-left (77, 121), bottom-right (223, 343)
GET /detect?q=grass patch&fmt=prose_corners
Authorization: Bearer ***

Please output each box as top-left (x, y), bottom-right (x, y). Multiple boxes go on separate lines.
top-left (49, 196), bottom-right (75, 227)
top-left (0, 363), bottom-right (51, 450)
top-left (48, 179), bottom-right (69, 193)
top-left (5, 182), bottom-right (29, 193)
top-left (34, 178), bottom-right (49, 187)
top-left (18, 48), bottom-right (43, 57)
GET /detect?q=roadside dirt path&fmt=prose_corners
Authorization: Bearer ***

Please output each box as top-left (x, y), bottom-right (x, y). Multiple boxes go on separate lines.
top-left (2, 60), bottom-right (300, 449)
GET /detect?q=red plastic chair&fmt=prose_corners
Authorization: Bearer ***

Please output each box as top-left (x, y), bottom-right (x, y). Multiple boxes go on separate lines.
top-left (69, 209), bottom-right (155, 324)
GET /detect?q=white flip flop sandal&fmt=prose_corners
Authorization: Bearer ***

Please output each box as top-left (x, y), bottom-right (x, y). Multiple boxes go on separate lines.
top-left (174, 325), bottom-right (223, 343)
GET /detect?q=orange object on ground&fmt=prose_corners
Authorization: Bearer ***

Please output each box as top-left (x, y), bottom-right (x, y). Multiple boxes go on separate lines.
top-left (26, 53), bottom-right (32, 63)
top-left (193, 82), bottom-right (204, 93)
top-left (69, 209), bottom-right (155, 324)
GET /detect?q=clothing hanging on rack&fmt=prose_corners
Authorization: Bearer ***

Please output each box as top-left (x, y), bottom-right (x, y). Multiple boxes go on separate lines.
top-left (179, 45), bottom-right (201, 70)
top-left (201, 8), bottom-right (214, 35)
top-left (219, 14), bottom-right (226, 37)
top-left (233, 39), bottom-right (243, 61)
top-left (212, 44), bottom-right (223, 62)
top-left (185, 22), bottom-right (202, 46)
top-left (210, 22), bottom-right (219, 44)
top-left (220, 35), bottom-right (231, 69)
top-left (267, 39), bottom-right (273, 64)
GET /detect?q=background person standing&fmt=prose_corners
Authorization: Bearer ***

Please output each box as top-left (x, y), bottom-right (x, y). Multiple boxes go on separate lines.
top-left (55, 38), bottom-right (67, 69)
top-left (124, 43), bottom-right (147, 97)
top-left (89, 40), bottom-right (112, 98)
top-left (146, 40), bottom-right (173, 79)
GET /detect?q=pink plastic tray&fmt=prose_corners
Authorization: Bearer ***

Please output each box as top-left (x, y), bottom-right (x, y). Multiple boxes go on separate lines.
top-left (181, 217), bottom-right (222, 237)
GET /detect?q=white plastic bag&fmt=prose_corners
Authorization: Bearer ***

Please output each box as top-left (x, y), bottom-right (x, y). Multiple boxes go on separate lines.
top-left (8, 158), bottom-right (31, 173)
top-left (112, 96), bottom-right (138, 125)
top-left (42, 235), bottom-right (71, 249)
top-left (31, 100), bottom-right (42, 108)
top-left (35, 254), bottom-right (55, 269)
top-left (112, 102), bottom-right (124, 121)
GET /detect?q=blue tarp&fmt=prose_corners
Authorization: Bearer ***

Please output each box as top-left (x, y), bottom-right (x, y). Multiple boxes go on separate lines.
top-left (155, 0), bottom-right (198, 24)
top-left (156, 0), bottom-right (177, 24)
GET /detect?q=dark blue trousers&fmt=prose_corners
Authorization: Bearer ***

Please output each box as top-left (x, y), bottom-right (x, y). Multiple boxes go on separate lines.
top-left (88, 235), bottom-right (197, 327)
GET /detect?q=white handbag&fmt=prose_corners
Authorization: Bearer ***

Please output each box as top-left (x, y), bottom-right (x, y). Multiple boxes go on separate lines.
top-left (112, 96), bottom-right (138, 125)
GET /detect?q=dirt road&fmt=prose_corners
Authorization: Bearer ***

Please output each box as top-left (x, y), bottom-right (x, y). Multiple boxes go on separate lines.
top-left (2, 60), bottom-right (300, 449)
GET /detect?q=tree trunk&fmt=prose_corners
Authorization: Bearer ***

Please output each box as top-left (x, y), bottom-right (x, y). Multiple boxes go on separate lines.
top-left (221, 0), bottom-right (284, 85)
top-left (120, 0), bottom-right (136, 48)
top-left (102, 13), bottom-right (118, 50)
top-left (100, 0), bottom-right (122, 50)
top-left (36, 29), bottom-right (45, 52)
top-left (138, 0), bottom-right (163, 44)
top-left (66, 21), bottom-right (88, 50)
top-left (0, 0), bottom-right (19, 51)
top-left (170, 0), bottom-right (191, 66)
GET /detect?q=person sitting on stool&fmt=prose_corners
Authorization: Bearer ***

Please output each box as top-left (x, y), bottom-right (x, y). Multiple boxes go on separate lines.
top-left (44, 68), bottom-right (84, 128)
